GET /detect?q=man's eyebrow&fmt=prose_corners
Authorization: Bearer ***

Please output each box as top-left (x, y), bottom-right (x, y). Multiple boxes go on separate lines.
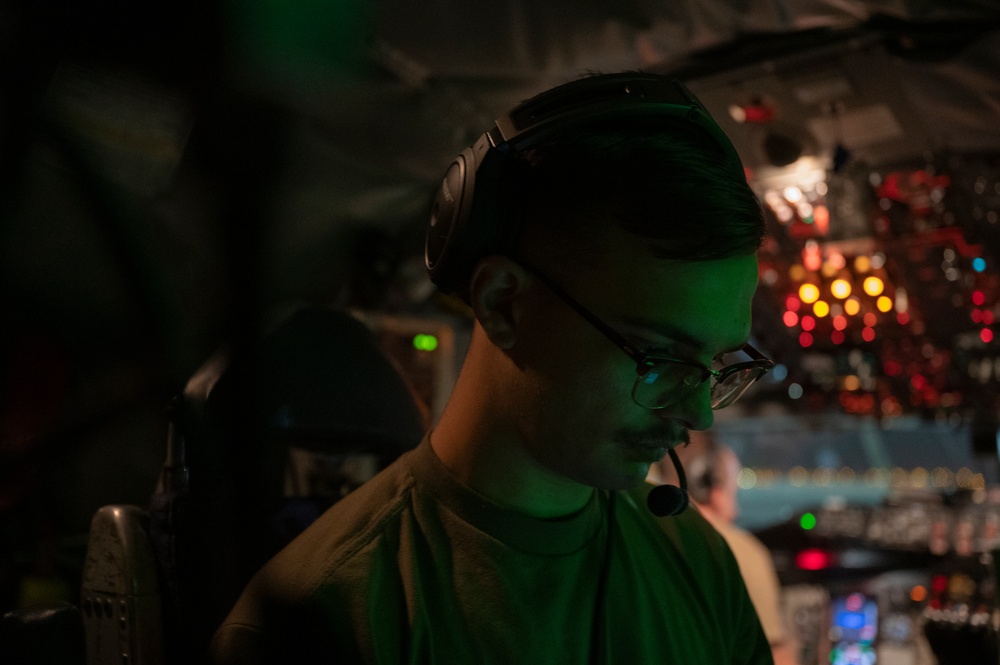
top-left (620, 316), bottom-right (747, 354)
top-left (619, 316), bottom-right (704, 349)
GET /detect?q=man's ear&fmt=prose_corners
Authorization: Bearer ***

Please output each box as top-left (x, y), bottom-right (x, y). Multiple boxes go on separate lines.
top-left (467, 256), bottom-right (532, 350)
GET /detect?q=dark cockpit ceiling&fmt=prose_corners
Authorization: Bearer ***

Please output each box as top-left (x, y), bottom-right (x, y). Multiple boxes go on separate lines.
top-left (4, 1), bottom-right (1000, 427)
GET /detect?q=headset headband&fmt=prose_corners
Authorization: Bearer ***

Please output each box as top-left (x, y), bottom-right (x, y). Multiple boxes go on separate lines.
top-left (425, 73), bottom-right (744, 296)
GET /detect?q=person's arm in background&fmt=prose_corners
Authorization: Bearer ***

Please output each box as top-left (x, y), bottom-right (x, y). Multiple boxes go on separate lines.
top-left (771, 639), bottom-right (799, 665)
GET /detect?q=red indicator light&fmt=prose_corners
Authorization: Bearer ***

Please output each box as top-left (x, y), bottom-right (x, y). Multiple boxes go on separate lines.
top-left (795, 548), bottom-right (833, 571)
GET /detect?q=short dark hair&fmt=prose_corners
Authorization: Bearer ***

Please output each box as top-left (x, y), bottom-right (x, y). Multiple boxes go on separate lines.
top-left (514, 115), bottom-right (765, 263)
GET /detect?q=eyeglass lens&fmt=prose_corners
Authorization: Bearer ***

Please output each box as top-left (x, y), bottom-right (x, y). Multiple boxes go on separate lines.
top-left (633, 362), bottom-right (767, 410)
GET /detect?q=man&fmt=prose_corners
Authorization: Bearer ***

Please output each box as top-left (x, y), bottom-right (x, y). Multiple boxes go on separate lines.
top-left (210, 72), bottom-right (776, 663)
top-left (651, 433), bottom-right (799, 665)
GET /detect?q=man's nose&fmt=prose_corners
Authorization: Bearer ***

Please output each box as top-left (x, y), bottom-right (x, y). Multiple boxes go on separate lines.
top-left (657, 382), bottom-right (714, 431)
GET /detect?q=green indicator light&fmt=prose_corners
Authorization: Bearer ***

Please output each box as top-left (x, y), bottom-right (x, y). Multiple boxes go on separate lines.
top-left (413, 334), bottom-right (438, 352)
top-left (800, 512), bottom-right (817, 530)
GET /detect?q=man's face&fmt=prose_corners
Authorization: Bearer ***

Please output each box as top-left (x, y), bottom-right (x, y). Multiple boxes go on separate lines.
top-left (514, 227), bottom-right (760, 491)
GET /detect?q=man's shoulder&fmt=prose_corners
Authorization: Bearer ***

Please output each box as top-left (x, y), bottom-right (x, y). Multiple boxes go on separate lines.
top-left (255, 451), bottom-right (420, 599)
top-left (211, 452), bottom-right (424, 664)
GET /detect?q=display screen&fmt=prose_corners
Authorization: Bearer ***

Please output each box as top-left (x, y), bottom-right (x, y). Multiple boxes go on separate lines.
top-left (829, 592), bottom-right (878, 665)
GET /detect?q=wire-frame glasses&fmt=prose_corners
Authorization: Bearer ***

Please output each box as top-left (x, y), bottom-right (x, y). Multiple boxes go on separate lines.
top-left (517, 261), bottom-right (775, 410)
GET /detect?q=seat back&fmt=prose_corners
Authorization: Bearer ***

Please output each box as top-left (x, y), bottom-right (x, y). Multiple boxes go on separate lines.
top-left (0, 601), bottom-right (86, 665)
top-left (81, 305), bottom-right (428, 664)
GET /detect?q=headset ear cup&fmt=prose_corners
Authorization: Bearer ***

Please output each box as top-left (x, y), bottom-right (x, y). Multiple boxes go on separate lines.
top-left (426, 140), bottom-right (511, 298)
top-left (425, 149), bottom-right (473, 294)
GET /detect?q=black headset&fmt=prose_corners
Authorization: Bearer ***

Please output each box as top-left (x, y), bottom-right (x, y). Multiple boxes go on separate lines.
top-left (424, 72), bottom-right (745, 297)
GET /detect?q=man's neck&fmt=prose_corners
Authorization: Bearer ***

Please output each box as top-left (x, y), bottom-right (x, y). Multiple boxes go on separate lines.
top-left (430, 404), bottom-right (594, 519)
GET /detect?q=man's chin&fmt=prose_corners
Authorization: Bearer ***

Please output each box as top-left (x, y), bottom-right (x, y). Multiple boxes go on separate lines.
top-left (596, 461), bottom-right (657, 492)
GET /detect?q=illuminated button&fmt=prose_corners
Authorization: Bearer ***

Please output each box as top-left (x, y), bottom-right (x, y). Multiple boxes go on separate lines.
top-left (795, 548), bottom-right (833, 570)
top-left (799, 284), bottom-right (820, 304)
top-left (412, 334), bottom-right (438, 352)
top-left (863, 276), bottom-right (884, 296)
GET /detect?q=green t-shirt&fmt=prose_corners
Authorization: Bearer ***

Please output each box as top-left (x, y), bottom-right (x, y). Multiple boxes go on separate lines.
top-left (211, 438), bottom-right (773, 664)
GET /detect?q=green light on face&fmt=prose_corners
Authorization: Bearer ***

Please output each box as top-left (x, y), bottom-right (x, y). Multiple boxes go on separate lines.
top-left (412, 334), bottom-right (438, 352)
top-left (800, 512), bottom-right (817, 530)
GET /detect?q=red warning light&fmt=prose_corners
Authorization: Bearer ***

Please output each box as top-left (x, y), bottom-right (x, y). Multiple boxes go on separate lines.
top-left (795, 548), bottom-right (833, 571)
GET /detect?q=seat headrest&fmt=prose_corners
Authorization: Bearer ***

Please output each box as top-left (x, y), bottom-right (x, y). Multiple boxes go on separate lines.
top-left (182, 305), bottom-right (427, 457)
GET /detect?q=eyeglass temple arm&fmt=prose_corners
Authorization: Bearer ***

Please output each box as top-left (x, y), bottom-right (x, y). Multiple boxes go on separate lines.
top-left (742, 342), bottom-right (775, 366)
top-left (514, 260), bottom-right (648, 361)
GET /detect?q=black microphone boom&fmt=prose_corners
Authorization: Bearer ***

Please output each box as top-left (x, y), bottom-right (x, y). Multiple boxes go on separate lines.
top-left (646, 448), bottom-right (690, 517)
